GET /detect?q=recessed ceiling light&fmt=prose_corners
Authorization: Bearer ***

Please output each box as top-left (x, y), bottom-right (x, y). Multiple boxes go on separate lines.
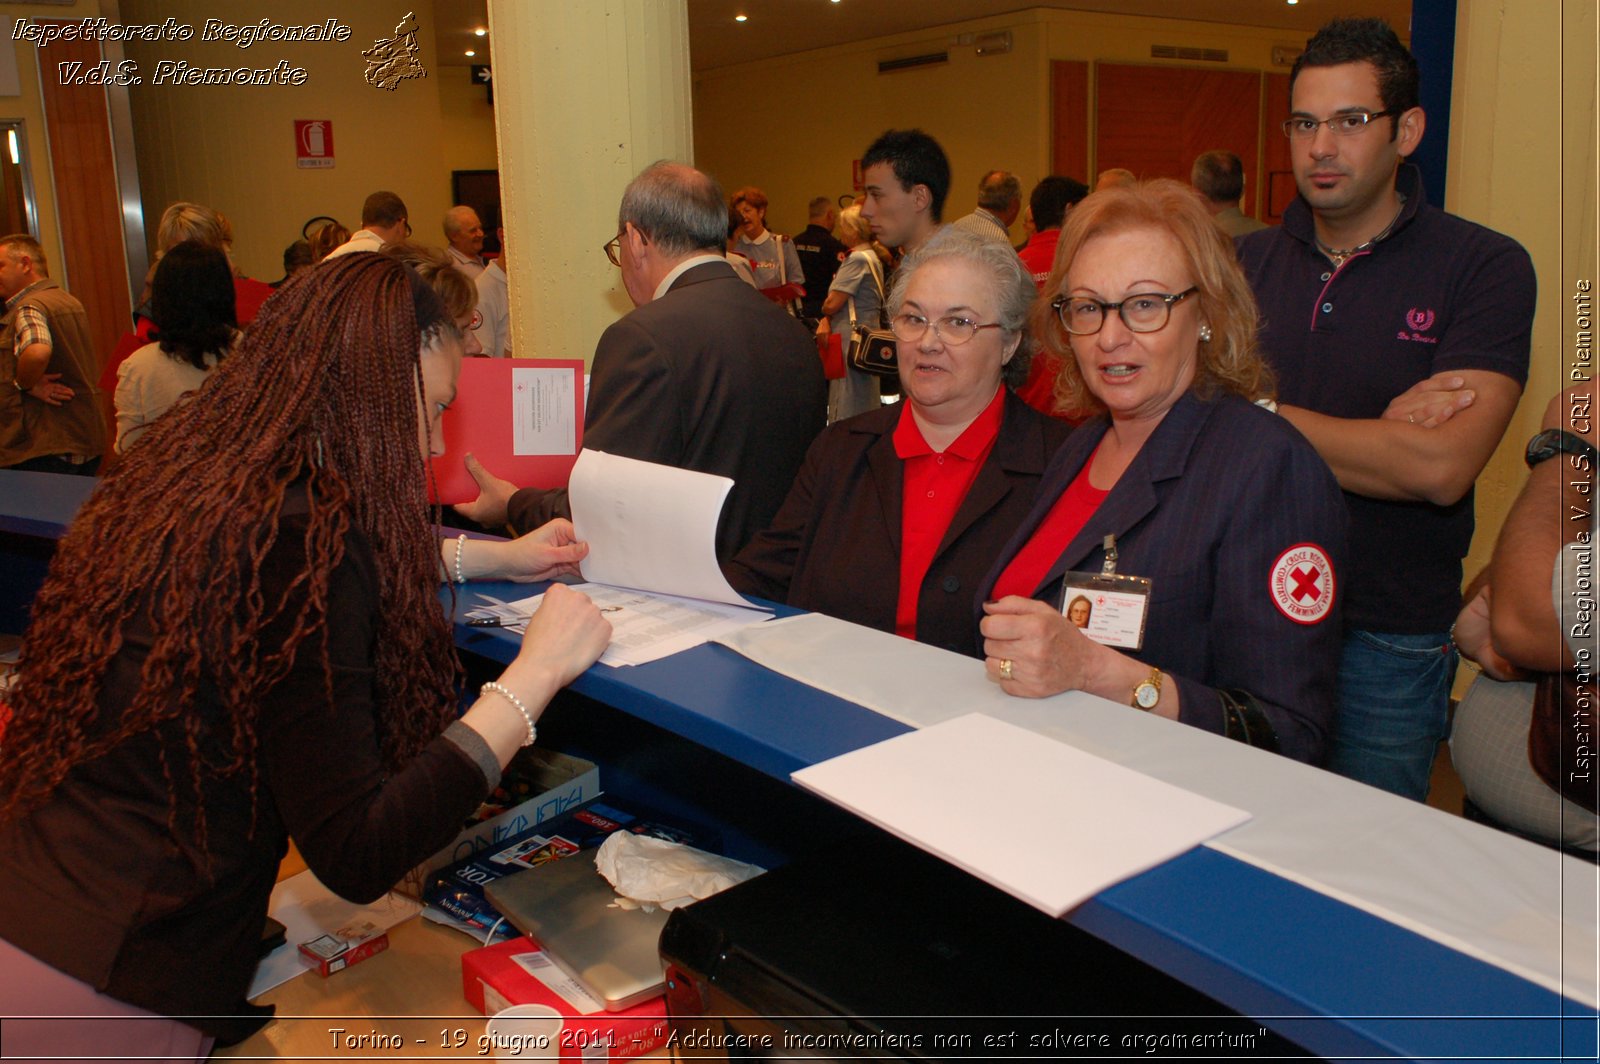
top-left (735, 13), bottom-right (748, 22)
top-left (1286, 0), bottom-right (1298, 4)
top-left (474, 27), bottom-right (487, 36)
top-left (465, 49), bottom-right (475, 57)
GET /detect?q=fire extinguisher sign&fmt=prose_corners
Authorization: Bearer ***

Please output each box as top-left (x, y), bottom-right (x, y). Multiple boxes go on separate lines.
top-left (295, 120), bottom-right (334, 169)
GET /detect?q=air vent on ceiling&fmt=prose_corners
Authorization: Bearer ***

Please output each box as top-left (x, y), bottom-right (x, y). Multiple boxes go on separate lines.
top-left (1150, 45), bottom-right (1229, 63)
top-left (878, 52), bottom-right (949, 74)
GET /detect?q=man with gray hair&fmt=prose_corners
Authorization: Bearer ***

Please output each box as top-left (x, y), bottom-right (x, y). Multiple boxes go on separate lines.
top-left (793, 195), bottom-right (846, 323)
top-left (0, 234), bottom-right (104, 473)
top-left (442, 205), bottom-right (486, 278)
top-left (1190, 150), bottom-right (1267, 237)
top-left (949, 170), bottom-right (1021, 246)
top-left (458, 161), bottom-right (825, 561)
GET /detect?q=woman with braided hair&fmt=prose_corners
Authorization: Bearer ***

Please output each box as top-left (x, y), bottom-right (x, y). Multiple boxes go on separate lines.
top-left (0, 253), bottom-right (611, 1059)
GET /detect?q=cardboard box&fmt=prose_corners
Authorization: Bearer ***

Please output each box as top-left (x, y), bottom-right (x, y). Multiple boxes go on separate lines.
top-left (298, 920), bottom-right (389, 977)
top-left (463, 935), bottom-right (669, 1061)
top-left (401, 746), bottom-right (599, 897)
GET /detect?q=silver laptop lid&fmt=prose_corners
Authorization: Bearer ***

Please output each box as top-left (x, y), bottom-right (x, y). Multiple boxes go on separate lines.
top-left (485, 852), bottom-right (668, 1011)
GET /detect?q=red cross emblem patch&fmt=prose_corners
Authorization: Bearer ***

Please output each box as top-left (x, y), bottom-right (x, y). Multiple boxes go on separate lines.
top-left (1269, 543), bottom-right (1335, 625)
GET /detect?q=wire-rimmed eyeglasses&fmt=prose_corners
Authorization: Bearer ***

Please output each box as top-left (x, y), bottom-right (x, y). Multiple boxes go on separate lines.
top-left (1050, 287), bottom-right (1198, 336)
top-left (889, 314), bottom-right (1005, 346)
top-left (1281, 109), bottom-right (1398, 139)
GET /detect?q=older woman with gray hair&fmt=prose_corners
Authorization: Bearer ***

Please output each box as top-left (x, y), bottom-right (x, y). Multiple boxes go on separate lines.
top-left (815, 204), bottom-right (888, 422)
top-left (727, 228), bottom-right (1071, 655)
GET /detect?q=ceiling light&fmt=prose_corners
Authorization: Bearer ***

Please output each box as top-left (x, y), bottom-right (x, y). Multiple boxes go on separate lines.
top-left (735, 14), bottom-right (748, 22)
top-left (1286, 0), bottom-right (1298, 4)
top-left (474, 27), bottom-right (487, 36)
top-left (465, 49), bottom-right (475, 57)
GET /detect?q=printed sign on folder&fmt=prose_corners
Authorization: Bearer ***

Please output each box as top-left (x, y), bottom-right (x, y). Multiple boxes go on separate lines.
top-left (429, 358), bottom-right (584, 505)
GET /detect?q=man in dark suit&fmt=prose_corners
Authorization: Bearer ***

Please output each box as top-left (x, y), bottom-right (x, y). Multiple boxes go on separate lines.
top-left (457, 161), bottom-right (825, 562)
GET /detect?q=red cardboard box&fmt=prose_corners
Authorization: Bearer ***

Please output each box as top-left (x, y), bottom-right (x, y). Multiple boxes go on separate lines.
top-left (462, 935), bottom-right (668, 1061)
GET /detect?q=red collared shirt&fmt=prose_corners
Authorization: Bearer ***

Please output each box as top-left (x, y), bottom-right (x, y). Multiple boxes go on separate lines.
top-left (894, 387), bottom-right (1006, 638)
top-left (991, 446), bottom-right (1108, 601)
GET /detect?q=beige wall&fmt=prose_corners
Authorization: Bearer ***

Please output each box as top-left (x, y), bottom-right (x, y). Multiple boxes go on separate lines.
top-left (121, 0), bottom-right (497, 281)
top-left (1448, 0), bottom-right (1596, 587)
top-left (693, 8), bottom-right (1305, 243)
top-left (0, 0), bottom-right (105, 285)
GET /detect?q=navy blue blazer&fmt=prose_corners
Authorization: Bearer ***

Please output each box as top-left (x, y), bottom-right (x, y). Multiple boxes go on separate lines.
top-left (978, 391), bottom-right (1348, 763)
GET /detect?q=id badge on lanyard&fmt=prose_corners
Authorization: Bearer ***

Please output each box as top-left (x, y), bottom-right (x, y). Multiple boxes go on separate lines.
top-left (1059, 535), bottom-right (1152, 650)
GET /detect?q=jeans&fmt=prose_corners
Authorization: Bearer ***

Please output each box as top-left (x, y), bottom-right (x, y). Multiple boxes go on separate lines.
top-left (1327, 628), bottom-right (1457, 801)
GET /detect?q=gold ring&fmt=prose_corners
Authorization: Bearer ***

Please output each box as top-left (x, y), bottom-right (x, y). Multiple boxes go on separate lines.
top-left (998, 658), bottom-right (1014, 681)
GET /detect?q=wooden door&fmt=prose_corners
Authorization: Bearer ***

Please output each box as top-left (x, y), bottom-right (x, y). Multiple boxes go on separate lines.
top-left (1094, 63), bottom-right (1261, 205)
top-left (35, 26), bottom-right (133, 376)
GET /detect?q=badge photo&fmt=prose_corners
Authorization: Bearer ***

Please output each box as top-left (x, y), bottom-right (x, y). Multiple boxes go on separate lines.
top-left (1060, 571), bottom-right (1152, 651)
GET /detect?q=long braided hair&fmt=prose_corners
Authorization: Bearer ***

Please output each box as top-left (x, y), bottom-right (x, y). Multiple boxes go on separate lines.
top-left (0, 253), bottom-right (461, 835)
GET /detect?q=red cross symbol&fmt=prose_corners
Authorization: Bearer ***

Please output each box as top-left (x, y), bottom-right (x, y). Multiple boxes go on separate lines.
top-left (1291, 565), bottom-right (1322, 602)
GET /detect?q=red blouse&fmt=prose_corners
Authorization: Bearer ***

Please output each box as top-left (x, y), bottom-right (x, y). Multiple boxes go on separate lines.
top-left (894, 387), bottom-right (1005, 638)
top-left (991, 446), bottom-right (1108, 601)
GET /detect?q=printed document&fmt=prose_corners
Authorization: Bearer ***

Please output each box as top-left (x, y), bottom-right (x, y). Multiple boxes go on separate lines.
top-left (466, 450), bottom-right (769, 665)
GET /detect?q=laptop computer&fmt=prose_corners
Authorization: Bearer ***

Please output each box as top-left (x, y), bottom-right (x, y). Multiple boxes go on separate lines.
top-left (485, 851), bottom-right (668, 1011)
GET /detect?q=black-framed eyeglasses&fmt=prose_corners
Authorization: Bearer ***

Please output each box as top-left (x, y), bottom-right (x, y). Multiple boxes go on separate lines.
top-left (889, 313), bottom-right (1005, 346)
top-left (602, 233), bottom-right (624, 267)
top-left (1051, 287), bottom-right (1198, 336)
top-left (1281, 109), bottom-right (1398, 139)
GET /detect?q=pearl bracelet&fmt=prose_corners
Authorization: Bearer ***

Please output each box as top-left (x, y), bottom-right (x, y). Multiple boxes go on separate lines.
top-left (480, 681), bottom-right (537, 747)
top-left (453, 533), bottom-right (468, 585)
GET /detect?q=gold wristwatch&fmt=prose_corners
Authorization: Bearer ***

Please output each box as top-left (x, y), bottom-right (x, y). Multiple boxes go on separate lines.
top-left (1131, 667), bottom-right (1162, 711)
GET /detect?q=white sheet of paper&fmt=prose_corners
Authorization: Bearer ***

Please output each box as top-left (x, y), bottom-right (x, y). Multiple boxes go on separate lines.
top-left (511, 367), bottom-right (577, 457)
top-left (472, 584), bottom-right (768, 668)
top-left (568, 449), bottom-right (754, 608)
top-left (792, 713), bottom-right (1251, 918)
top-left (248, 870), bottom-right (421, 999)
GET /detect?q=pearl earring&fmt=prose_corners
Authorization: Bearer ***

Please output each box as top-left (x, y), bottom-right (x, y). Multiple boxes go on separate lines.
top-left (1199, 324), bottom-right (1213, 343)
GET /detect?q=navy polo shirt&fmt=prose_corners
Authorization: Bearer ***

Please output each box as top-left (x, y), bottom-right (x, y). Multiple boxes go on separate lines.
top-left (1237, 165), bottom-right (1534, 633)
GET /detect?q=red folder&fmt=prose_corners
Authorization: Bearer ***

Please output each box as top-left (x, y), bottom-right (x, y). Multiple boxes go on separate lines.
top-left (428, 358), bottom-right (585, 506)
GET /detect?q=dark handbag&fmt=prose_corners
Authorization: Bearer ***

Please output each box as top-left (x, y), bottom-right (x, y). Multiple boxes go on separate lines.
top-left (847, 325), bottom-right (898, 377)
top-left (1529, 668), bottom-right (1599, 813)
top-left (845, 251), bottom-right (897, 377)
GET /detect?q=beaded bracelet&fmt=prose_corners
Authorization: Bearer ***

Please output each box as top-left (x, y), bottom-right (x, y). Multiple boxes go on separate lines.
top-left (480, 681), bottom-right (537, 747)
top-left (453, 533), bottom-right (468, 585)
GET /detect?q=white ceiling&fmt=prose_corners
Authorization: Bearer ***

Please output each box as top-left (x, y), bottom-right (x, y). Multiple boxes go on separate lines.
top-left (433, 0), bottom-right (1412, 71)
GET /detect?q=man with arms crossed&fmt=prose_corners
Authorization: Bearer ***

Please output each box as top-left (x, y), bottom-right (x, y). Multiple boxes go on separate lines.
top-left (1237, 18), bottom-right (1534, 800)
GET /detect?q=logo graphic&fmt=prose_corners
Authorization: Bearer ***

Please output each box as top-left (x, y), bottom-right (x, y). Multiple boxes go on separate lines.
top-left (363, 11), bottom-right (427, 91)
top-left (1269, 543), bottom-right (1335, 625)
top-left (1405, 307), bottom-right (1435, 332)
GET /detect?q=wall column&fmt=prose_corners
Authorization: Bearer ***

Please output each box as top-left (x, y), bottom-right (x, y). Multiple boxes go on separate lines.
top-left (1447, 0), bottom-right (1596, 585)
top-left (487, 0), bottom-right (692, 365)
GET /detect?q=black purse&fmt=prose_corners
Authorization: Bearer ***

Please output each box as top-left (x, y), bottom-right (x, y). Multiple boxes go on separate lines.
top-left (846, 253), bottom-right (897, 377)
